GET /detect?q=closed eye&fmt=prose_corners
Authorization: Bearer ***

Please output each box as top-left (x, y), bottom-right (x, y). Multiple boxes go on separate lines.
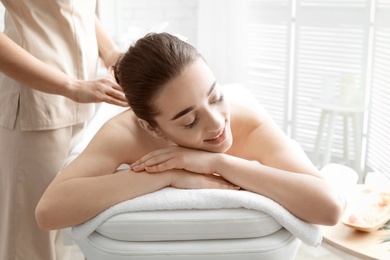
top-left (212, 94), bottom-right (224, 104)
top-left (185, 94), bottom-right (223, 129)
top-left (211, 94), bottom-right (224, 104)
top-left (184, 116), bottom-right (199, 129)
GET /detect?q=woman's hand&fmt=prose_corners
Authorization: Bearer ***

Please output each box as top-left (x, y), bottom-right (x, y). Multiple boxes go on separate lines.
top-left (169, 170), bottom-right (240, 190)
top-left (131, 146), bottom-right (222, 174)
top-left (69, 76), bottom-right (128, 107)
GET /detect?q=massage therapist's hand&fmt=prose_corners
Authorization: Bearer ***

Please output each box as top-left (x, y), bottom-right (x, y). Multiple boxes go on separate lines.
top-left (169, 170), bottom-right (240, 190)
top-left (69, 76), bottom-right (128, 107)
top-left (131, 146), bottom-right (221, 174)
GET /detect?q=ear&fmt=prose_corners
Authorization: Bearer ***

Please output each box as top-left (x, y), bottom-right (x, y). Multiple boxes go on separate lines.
top-left (137, 118), bottom-right (165, 139)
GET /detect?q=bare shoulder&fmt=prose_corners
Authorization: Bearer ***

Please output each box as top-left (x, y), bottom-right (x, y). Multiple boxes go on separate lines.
top-left (229, 100), bottom-right (319, 175)
top-left (229, 100), bottom-right (276, 140)
top-left (100, 109), bottom-right (138, 138)
top-left (229, 100), bottom-right (289, 159)
top-left (82, 109), bottom-right (144, 165)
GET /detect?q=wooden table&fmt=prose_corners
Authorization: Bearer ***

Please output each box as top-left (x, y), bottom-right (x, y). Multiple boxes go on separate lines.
top-left (321, 185), bottom-right (390, 260)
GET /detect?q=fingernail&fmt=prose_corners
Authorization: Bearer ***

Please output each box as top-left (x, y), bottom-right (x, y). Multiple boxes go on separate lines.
top-left (132, 165), bottom-right (141, 171)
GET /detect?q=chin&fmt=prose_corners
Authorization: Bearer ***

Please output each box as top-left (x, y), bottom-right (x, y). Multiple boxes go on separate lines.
top-left (206, 133), bottom-right (233, 153)
top-left (220, 138), bottom-right (233, 153)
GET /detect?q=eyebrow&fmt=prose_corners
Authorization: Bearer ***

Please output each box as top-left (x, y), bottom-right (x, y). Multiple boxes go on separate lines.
top-left (171, 81), bottom-right (217, 121)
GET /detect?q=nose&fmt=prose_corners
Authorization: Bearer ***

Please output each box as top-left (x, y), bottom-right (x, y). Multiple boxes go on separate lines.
top-left (204, 109), bottom-right (224, 133)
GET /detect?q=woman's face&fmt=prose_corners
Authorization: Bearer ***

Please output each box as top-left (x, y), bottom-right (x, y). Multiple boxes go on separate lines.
top-left (153, 59), bottom-right (233, 153)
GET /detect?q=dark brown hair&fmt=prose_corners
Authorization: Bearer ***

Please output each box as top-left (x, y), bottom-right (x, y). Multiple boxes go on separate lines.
top-left (113, 33), bottom-right (202, 127)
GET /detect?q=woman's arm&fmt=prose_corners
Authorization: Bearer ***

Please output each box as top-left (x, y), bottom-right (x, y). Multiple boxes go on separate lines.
top-left (35, 118), bottom-right (168, 230)
top-left (0, 32), bottom-right (127, 106)
top-left (214, 154), bottom-right (343, 226)
top-left (131, 105), bottom-right (343, 226)
top-left (35, 116), bottom-right (238, 230)
top-left (132, 146), bottom-right (342, 226)
top-left (214, 105), bottom-right (343, 225)
top-left (36, 162), bottom-right (237, 230)
top-left (132, 142), bottom-right (342, 226)
top-left (36, 168), bottom-right (173, 230)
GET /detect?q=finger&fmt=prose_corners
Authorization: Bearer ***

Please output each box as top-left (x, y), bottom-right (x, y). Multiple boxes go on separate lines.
top-left (134, 154), bottom-right (176, 172)
top-left (143, 153), bottom-right (176, 167)
top-left (104, 75), bottom-right (120, 85)
top-left (132, 148), bottom-right (173, 166)
top-left (103, 89), bottom-right (128, 107)
top-left (104, 95), bottom-right (129, 107)
top-left (145, 159), bottom-right (178, 173)
top-left (144, 164), bottom-right (165, 173)
top-left (111, 83), bottom-right (124, 92)
top-left (105, 86), bottom-right (127, 101)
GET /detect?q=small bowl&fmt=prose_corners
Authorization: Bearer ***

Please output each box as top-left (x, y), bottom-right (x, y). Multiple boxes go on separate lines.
top-left (342, 188), bottom-right (390, 232)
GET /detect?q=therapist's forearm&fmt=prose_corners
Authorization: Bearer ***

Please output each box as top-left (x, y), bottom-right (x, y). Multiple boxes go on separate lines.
top-left (0, 32), bottom-right (77, 98)
top-left (95, 16), bottom-right (122, 68)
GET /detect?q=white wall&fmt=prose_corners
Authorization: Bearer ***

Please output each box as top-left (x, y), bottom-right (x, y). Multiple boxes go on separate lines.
top-left (197, 0), bottom-right (246, 85)
top-left (0, 1), bottom-right (198, 47)
top-left (98, 0), bottom-right (199, 50)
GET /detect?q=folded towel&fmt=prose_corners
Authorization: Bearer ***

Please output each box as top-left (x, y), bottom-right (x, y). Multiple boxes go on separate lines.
top-left (70, 187), bottom-right (322, 247)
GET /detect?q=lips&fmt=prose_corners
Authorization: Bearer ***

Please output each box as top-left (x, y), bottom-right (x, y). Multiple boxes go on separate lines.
top-left (207, 130), bottom-right (223, 141)
top-left (204, 127), bottom-right (226, 145)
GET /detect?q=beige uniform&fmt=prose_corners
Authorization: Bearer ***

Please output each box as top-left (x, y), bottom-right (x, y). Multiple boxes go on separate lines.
top-left (0, 0), bottom-right (97, 259)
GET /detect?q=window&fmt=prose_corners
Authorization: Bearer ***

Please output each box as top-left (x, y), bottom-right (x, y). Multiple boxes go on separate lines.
top-left (241, 0), bottom-right (389, 179)
top-left (292, 0), bottom-right (369, 166)
top-left (365, 0), bottom-right (390, 179)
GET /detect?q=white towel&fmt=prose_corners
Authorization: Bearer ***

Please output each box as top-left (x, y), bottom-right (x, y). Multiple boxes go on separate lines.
top-left (69, 187), bottom-right (322, 247)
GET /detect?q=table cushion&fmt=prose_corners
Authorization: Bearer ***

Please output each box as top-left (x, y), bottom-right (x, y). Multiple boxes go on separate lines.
top-left (96, 208), bottom-right (282, 241)
top-left (78, 228), bottom-right (299, 260)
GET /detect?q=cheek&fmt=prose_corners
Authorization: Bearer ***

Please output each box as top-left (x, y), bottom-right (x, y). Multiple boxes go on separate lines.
top-left (219, 102), bottom-right (230, 121)
top-left (162, 128), bottom-right (201, 146)
top-left (179, 131), bottom-right (206, 148)
top-left (224, 101), bottom-right (231, 115)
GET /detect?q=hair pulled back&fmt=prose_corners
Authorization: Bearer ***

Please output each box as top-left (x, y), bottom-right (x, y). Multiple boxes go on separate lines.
top-left (113, 33), bottom-right (201, 127)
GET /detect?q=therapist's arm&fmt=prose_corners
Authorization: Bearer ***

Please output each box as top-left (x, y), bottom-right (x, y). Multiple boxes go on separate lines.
top-left (95, 15), bottom-right (122, 68)
top-left (0, 32), bottom-right (127, 106)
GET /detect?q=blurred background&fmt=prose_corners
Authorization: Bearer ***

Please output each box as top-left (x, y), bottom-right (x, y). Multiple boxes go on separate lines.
top-left (1, 0), bottom-right (389, 183)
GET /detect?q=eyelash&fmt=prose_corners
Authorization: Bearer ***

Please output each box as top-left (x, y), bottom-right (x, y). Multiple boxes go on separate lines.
top-left (184, 94), bottom-right (224, 129)
top-left (185, 116), bottom-right (199, 129)
top-left (214, 94), bottom-right (224, 104)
